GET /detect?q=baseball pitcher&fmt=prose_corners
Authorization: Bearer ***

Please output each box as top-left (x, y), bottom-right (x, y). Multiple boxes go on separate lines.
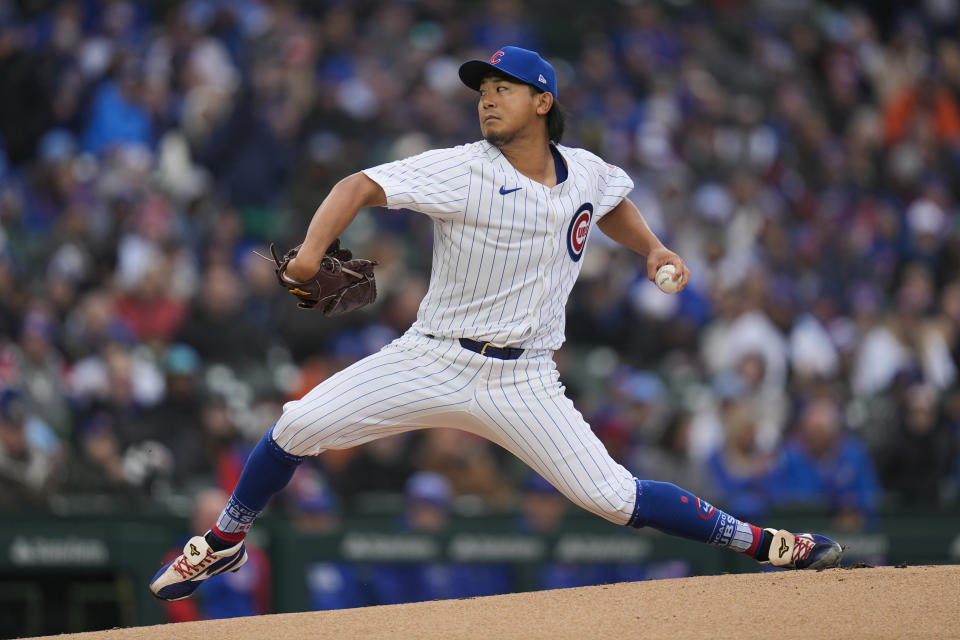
top-left (151, 46), bottom-right (842, 602)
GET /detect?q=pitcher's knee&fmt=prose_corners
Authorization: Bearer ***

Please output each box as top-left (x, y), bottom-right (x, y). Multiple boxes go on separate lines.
top-left (252, 424), bottom-right (305, 467)
top-left (271, 406), bottom-right (324, 457)
top-left (576, 478), bottom-right (638, 526)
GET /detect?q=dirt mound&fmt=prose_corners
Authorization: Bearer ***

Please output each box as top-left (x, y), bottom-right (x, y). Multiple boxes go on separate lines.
top-left (27, 565), bottom-right (959, 640)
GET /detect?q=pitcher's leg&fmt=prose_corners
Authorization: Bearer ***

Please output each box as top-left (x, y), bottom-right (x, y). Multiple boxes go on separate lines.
top-left (216, 336), bottom-right (477, 538)
top-left (472, 358), bottom-right (766, 557)
top-left (626, 479), bottom-right (762, 554)
top-left (212, 426), bottom-right (305, 543)
top-left (273, 336), bottom-right (483, 455)
top-left (627, 479), bottom-right (844, 570)
top-left (151, 335), bottom-right (482, 601)
top-left (475, 359), bottom-right (843, 568)
top-left (472, 358), bottom-right (637, 524)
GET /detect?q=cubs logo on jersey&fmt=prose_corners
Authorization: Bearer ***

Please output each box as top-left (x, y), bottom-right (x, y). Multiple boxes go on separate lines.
top-left (566, 203), bottom-right (593, 262)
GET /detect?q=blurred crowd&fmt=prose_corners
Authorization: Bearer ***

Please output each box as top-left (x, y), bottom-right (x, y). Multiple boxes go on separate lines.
top-left (0, 0), bottom-right (959, 537)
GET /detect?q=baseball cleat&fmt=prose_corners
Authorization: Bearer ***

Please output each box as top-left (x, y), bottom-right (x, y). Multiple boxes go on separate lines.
top-left (149, 532), bottom-right (247, 601)
top-left (761, 528), bottom-right (843, 570)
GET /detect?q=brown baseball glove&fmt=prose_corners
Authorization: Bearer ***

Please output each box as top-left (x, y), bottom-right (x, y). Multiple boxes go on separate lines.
top-left (269, 239), bottom-right (377, 316)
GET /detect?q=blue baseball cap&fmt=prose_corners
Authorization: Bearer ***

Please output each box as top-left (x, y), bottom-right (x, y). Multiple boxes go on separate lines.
top-left (459, 46), bottom-right (558, 100)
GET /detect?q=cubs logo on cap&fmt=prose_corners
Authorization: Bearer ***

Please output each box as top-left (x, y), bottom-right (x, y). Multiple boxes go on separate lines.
top-left (459, 46), bottom-right (558, 99)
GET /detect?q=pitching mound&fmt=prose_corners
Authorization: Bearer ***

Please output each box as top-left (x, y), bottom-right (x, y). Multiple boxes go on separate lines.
top-left (27, 565), bottom-right (959, 640)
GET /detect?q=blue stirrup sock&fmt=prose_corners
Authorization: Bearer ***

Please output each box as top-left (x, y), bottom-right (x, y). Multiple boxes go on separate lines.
top-left (627, 479), bottom-right (764, 558)
top-left (209, 426), bottom-right (303, 548)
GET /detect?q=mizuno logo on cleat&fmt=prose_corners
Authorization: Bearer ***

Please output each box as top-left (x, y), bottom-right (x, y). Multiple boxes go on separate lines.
top-left (189, 543), bottom-right (200, 557)
top-left (778, 538), bottom-right (790, 558)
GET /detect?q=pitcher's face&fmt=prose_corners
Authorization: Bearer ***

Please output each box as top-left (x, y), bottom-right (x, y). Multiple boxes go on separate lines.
top-left (478, 76), bottom-right (543, 147)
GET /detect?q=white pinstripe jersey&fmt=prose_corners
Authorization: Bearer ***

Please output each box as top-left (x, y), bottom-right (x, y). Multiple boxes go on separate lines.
top-left (362, 140), bottom-right (633, 350)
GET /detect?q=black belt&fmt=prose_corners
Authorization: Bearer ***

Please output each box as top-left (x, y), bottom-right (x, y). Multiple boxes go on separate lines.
top-left (458, 338), bottom-right (524, 360)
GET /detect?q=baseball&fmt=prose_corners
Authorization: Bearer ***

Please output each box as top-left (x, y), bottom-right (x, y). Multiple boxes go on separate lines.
top-left (656, 264), bottom-right (680, 294)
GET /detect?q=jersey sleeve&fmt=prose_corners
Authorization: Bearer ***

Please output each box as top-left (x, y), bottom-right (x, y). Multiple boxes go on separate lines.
top-left (362, 147), bottom-right (469, 218)
top-left (594, 161), bottom-right (634, 220)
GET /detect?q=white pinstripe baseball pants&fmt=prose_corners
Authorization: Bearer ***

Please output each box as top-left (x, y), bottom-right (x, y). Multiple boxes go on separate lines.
top-left (273, 330), bottom-right (638, 525)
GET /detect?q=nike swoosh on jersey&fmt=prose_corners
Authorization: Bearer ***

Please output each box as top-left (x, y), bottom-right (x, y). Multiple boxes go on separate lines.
top-left (499, 186), bottom-right (522, 195)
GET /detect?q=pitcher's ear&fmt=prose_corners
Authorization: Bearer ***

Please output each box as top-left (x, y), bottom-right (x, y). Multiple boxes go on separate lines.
top-left (537, 91), bottom-right (554, 116)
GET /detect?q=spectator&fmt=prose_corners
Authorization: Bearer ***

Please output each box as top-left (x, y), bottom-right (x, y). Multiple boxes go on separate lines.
top-left (176, 263), bottom-right (267, 371)
top-left (113, 257), bottom-right (186, 343)
top-left (853, 262), bottom-right (956, 396)
top-left (935, 279), bottom-right (960, 379)
top-left (82, 61), bottom-right (153, 155)
top-left (64, 414), bottom-right (138, 501)
top-left (288, 463), bottom-right (397, 612)
top-left (71, 342), bottom-right (164, 449)
top-left (0, 22), bottom-right (56, 164)
top-left (518, 472), bottom-right (608, 590)
top-left (414, 428), bottom-right (514, 508)
top-left (62, 290), bottom-right (132, 360)
top-left (288, 465), bottom-right (342, 534)
top-left (7, 309), bottom-right (72, 438)
top-left (402, 470), bottom-right (454, 535)
top-left (331, 434), bottom-right (416, 504)
top-left (198, 394), bottom-right (251, 495)
top-left (878, 384), bottom-right (956, 506)
top-left (0, 389), bottom-right (57, 507)
top-left (517, 472), bottom-right (568, 535)
top-left (240, 251), bottom-right (286, 335)
top-left (297, 468), bottom-right (369, 611)
top-left (883, 74), bottom-right (960, 146)
top-left (773, 397), bottom-right (879, 530)
top-left (631, 410), bottom-right (709, 499)
top-left (145, 343), bottom-right (207, 482)
top-left (602, 367), bottom-right (670, 462)
top-left (705, 401), bottom-right (775, 522)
